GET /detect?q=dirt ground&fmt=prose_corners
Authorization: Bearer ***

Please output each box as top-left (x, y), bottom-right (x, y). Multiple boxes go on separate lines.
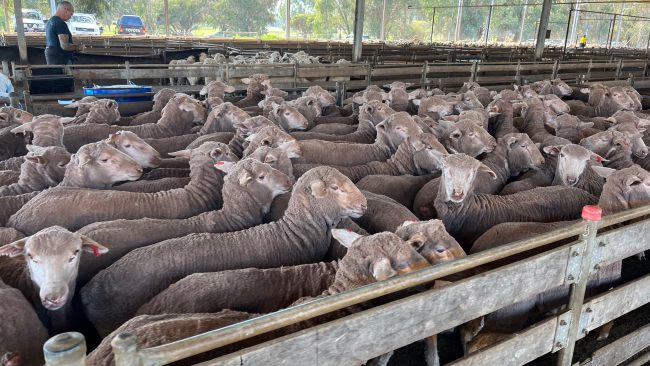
top-left (388, 253), bottom-right (650, 366)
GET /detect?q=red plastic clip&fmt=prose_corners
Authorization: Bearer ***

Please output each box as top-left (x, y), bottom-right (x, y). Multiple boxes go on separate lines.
top-left (581, 205), bottom-right (602, 221)
top-left (91, 245), bottom-right (101, 257)
top-left (215, 161), bottom-right (225, 166)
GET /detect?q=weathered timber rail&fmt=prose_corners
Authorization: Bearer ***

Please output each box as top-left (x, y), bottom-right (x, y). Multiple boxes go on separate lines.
top-left (10, 58), bottom-right (650, 115)
top-left (42, 203), bottom-right (650, 365)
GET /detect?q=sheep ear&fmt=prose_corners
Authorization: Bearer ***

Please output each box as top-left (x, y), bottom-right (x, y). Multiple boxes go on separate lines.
top-left (25, 155), bottom-right (48, 164)
top-left (309, 179), bottom-right (328, 198)
top-left (352, 96), bottom-right (366, 105)
top-left (411, 98), bottom-right (422, 106)
top-left (580, 88), bottom-right (591, 94)
top-left (407, 90), bottom-right (419, 100)
top-left (0, 239), bottom-right (27, 257)
top-left (449, 129), bottom-right (462, 140)
top-left (10, 122), bottom-right (33, 134)
top-left (59, 117), bottom-right (76, 124)
top-left (543, 146), bottom-right (562, 155)
top-left (80, 235), bottom-right (109, 256)
top-left (238, 171), bottom-right (253, 186)
top-left (225, 85), bottom-right (235, 93)
top-left (504, 135), bottom-right (519, 148)
top-left (280, 141), bottom-right (302, 159)
top-left (263, 154), bottom-right (277, 164)
top-left (411, 138), bottom-right (426, 151)
top-left (331, 229), bottom-right (363, 248)
top-left (489, 104), bottom-right (500, 113)
top-left (399, 220), bottom-right (418, 228)
top-left (625, 175), bottom-right (643, 187)
top-left (177, 101), bottom-right (197, 112)
top-left (578, 122), bottom-right (594, 130)
top-left (214, 161), bottom-right (237, 173)
top-left (590, 153), bottom-right (608, 164)
top-left (591, 166), bottom-right (616, 179)
top-left (371, 257), bottom-right (398, 281)
top-left (241, 78), bottom-right (251, 85)
top-left (479, 163), bottom-right (497, 180)
top-left (168, 149), bottom-right (192, 159)
top-left (76, 152), bottom-right (92, 167)
top-left (199, 85), bottom-right (208, 96)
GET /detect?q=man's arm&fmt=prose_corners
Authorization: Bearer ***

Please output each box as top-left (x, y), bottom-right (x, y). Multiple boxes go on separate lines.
top-left (57, 34), bottom-right (81, 51)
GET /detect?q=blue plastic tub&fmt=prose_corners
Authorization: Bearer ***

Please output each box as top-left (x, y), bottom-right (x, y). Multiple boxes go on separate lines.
top-left (83, 85), bottom-right (153, 96)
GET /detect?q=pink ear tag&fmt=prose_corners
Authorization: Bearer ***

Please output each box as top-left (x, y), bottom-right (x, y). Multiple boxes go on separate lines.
top-left (596, 156), bottom-right (603, 163)
top-left (215, 161), bottom-right (225, 166)
top-left (91, 245), bottom-right (101, 257)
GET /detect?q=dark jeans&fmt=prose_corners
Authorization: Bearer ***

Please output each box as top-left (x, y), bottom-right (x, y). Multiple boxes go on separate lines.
top-left (45, 47), bottom-right (73, 65)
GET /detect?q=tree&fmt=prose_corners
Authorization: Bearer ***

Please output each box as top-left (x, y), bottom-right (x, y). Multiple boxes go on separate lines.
top-left (209, 0), bottom-right (276, 33)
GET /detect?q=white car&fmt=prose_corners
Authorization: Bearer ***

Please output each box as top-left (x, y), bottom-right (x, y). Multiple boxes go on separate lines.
top-left (67, 13), bottom-right (101, 35)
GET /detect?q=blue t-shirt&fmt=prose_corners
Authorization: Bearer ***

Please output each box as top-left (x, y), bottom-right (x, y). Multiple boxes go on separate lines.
top-left (45, 16), bottom-right (73, 51)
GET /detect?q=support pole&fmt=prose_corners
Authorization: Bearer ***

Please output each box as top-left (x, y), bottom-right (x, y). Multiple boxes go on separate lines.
top-left (607, 15), bottom-right (617, 50)
top-left (518, 1), bottom-right (528, 43)
top-left (164, 0), bottom-right (169, 36)
top-left (484, 0), bottom-right (495, 45)
top-left (43, 332), bottom-right (86, 366)
top-left (2, 0), bottom-right (9, 32)
top-left (429, 7), bottom-right (436, 44)
top-left (352, 0), bottom-right (365, 62)
top-left (379, 0), bottom-right (386, 41)
top-left (285, 0), bottom-right (290, 39)
top-left (569, 0), bottom-right (581, 46)
top-left (615, 1), bottom-right (625, 44)
top-left (556, 206), bottom-right (602, 366)
top-left (13, 0), bottom-right (27, 64)
top-left (454, 0), bottom-right (463, 42)
top-left (49, 0), bottom-right (55, 17)
top-left (535, 0), bottom-right (552, 61)
top-left (562, 5), bottom-right (574, 59)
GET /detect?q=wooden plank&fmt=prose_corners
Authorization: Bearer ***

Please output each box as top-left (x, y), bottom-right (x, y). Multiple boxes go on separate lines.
top-left (476, 64), bottom-right (518, 72)
top-left (595, 220), bottom-right (650, 267)
top-left (371, 66), bottom-right (424, 77)
top-left (297, 66), bottom-right (368, 78)
top-left (426, 65), bottom-right (473, 73)
top-left (74, 69), bottom-right (123, 79)
top-left (518, 64), bottom-right (556, 72)
top-left (582, 274), bottom-right (650, 333)
top-left (476, 76), bottom-right (518, 83)
top-left (449, 317), bottom-right (558, 366)
top-left (580, 323), bottom-right (650, 366)
top-left (203, 246), bottom-right (573, 366)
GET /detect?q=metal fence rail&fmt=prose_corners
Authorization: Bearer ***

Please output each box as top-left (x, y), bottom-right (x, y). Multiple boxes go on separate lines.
top-left (43, 204), bottom-right (650, 365)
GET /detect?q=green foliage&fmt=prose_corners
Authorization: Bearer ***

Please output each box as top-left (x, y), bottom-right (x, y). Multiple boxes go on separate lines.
top-left (210, 0), bottom-right (275, 33)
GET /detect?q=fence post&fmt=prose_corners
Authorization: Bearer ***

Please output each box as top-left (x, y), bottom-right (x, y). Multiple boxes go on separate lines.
top-left (556, 205), bottom-right (602, 366)
top-left (124, 61), bottom-right (131, 84)
top-left (586, 59), bottom-right (593, 83)
top-left (112, 332), bottom-right (144, 366)
top-left (421, 61), bottom-right (428, 87)
top-left (43, 332), bottom-right (86, 366)
top-left (335, 81), bottom-right (346, 107)
top-left (615, 59), bottom-right (623, 80)
top-left (470, 61), bottom-right (478, 83)
top-left (552, 59), bottom-right (559, 80)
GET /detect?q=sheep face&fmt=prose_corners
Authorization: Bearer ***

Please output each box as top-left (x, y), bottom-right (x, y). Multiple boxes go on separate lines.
top-left (395, 219), bottom-right (466, 265)
top-left (580, 130), bottom-right (631, 160)
top-left (0, 106), bottom-right (33, 125)
top-left (548, 114), bottom-right (593, 144)
top-left (243, 126), bottom-right (300, 158)
top-left (501, 133), bottom-right (545, 172)
top-left (409, 133), bottom-right (447, 174)
top-left (219, 158), bottom-right (293, 199)
top-left (417, 97), bottom-right (454, 118)
top-left (303, 168), bottom-right (367, 218)
top-left (234, 116), bottom-right (275, 136)
top-left (610, 123), bottom-right (648, 159)
top-left (152, 88), bottom-right (177, 111)
top-left (73, 142), bottom-right (143, 185)
top-left (544, 144), bottom-right (600, 187)
top-left (24, 145), bottom-right (71, 185)
top-left (360, 100), bottom-right (395, 125)
top-left (247, 145), bottom-right (295, 179)
top-left (0, 226), bottom-right (108, 310)
top-left (304, 86), bottom-right (336, 107)
top-left (458, 109), bottom-right (489, 130)
top-left (292, 96), bottom-right (321, 118)
top-left (442, 120), bottom-right (497, 157)
top-left (608, 87), bottom-right (637, 111)
top-left (438, 154), bottom-right (496, 203)
top-left (461, 91), bottom-right (484, 109)
top-left (331, 231), bottom-right (430, 282)
top-left (213, 103), bottom-right (250, 127)
top-left (107, 131), bottom-right (162, 168)
top-left (551, 79), bottom-right (573, 97)
top-left (270, 104), bottom-right (308, 131)
top-left (596, 165), bottom-right (650, 213)
top-left (172, 95), bottom-right (208, 123)
top-left (543, 95), bottom-right (570, 115)
top-left (376, 112), bottom-right (423, 150)
top-left (621, 86), bottom-right (642, 110)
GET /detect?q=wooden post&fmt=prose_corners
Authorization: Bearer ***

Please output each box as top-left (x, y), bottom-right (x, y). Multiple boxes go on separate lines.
top-left (285, 0), bottom-right (290, 39)
top-left (429, 7), bottom-right (436, 44)
top-left (352, 0), bottom-right (365, 62)
top-left (484, 0), bottom-right (495, 45)
top-left (379, 0), bottom-right (386, 41)
top-left (164, 0), bottom-right (169, 36)
top-left (13, 0), bottom-right (28, 64)
top-left (535, 0), bottom-right (552, 61)
top-left (518, 1), bottom-right (528, 44)
top-left (556, 206), bottom-right (602, 366)
top-left (112, 333), bottom-right (143, 366)
top-left (2, 0), bottom-right (9, 32)
top-left (454, 0), bottom-right (463, 42)
top-left (43, 332), bottom-right (86, 366)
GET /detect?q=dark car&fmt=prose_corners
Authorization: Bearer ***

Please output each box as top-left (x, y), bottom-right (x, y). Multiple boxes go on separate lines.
top-left (117, 15), bottom-right (146, 35)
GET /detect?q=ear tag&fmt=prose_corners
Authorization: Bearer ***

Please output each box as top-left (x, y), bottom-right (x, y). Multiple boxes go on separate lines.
top-left (91, 245), bottom-right (101, 257)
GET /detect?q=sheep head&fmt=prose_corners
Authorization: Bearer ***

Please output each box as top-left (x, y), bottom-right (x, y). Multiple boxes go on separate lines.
top-left (64, 96), bottom-right (98, 115)
top-left (437, 154), bottom-right (496, 204)
top-left (441, 120), bottom-right (496, 157)
top-left (544, 144), bottom-right (604, 187)
top-left (106, 131), bottom-right (162, 168)
top-left (169, 141), bottom-right (238, 165)
top-left (359, 100), bottom-right (395, 125)
top-left (89, 99), bottom-right (121, 125)
top-left (269, 103), bottom-right (308, 131)
top-left (292, 166), bottom-right (367, 220)
top-left (580, 129), bottom-right (631, 160)
top-left (216, 158), bottom-right (293, 205)
top-left (304, 85), bottom-right (336, 107)
top-left (551, 78), bottom-right (573, 97)
top-left (609, 122), bottom-right (648, 159)
top-left (406, 133), bottom-right (448, 175)
top-left (243, 125), bottom-right (301, 159)
top-left (375, 111), bottom-right (423, 152)
top-left (22, 145), bottom-right (71, 186)
top-left (247, 145), bottom-right (295, 179)
top-left (164, 94), bottom-right (207, 123)
top-left (593, 165), bottom-right (650, 214)
top-left (330, 231), bottom-right (429, 285)
top-left (152, 88), bottom-right (177, 111)
top-left (65, 141), bottom-right (143, 188)
top-left (395, 219), bottom-right (466, 265)
top-left (500, 133), bottom-right (545, 174)
top-left (0, 226), bottom-right (108, 311)
top-left (234, 116), bottom-right (276, 137)
top-left (10, 115), bottom-right (66, 147)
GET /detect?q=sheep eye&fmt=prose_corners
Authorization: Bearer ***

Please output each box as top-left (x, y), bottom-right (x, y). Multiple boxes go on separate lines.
top-left (258, 175), bottom-right (265, 180)
top-left (100, 158), bottom-right (109, 163)
top-left (124, 144), bottom-right (131, 148)
top-left (330, 185), bottom-right (339, 191)
top-left (559, 153), bottom-right (565, 158)
top-left (410, 240), bottom-right (425, 251)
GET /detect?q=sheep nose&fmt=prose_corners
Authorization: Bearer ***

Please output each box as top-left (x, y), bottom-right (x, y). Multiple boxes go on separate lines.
top-left (136, 167), bottom-right (144, 173)
top-left (566, 176), bottom-right (577, 185)
top-left (42, 295), bottom-right (65, 308)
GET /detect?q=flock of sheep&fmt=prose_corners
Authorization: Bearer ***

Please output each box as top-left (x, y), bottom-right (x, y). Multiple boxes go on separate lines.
top-left (0, 70), bottom-right (648, 366)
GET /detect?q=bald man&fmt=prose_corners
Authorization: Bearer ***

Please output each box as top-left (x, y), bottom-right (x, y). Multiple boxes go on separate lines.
top-left (45, 1), bottom-right (85, 64)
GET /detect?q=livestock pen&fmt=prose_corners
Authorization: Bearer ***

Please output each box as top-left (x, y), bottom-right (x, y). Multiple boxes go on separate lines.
top-left (8, 58), bottom-right (650, 115)
top-left (43, 204), bottom-right (650, 365)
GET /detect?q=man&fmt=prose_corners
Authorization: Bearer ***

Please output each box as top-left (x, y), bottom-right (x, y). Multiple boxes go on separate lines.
top-left (579, 34), bottom-right (587, 49)
top-left (44, 1), bottom-right (85, 64)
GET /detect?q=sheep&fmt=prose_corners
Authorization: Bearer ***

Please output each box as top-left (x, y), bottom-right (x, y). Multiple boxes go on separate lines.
top-left (240, 126), bottom-right (301, 158)
top-left (458, 82), bottom-right (494, 107)
top-left (414, 133), bottom-right (545, 219)
top-left (580, 129), bottom-right (634, 169)
top-left (122, 88), bottom-right (177, 126)
top-left (548, 113), bottom-right (596, 143)
top-left (267, 102), bottom-right (309, 131)
top-left (0, 169), bottom-right (20, 185)
top-left (105, 130), bottom-right (162, 169)
top-left (0, 145), bottom-right (70, 197)
top-left (199, 81), bottom-right (235, 101)
top-left (201, 57), bottom-right (225, 85)
top-left (66, 99), bottom-right (120, 126)
top-left (199, 102), bottom-right (251, 135)
top-left (485, 98), bottom-right (518, 138)
top-left (0, 125), bottom-right (28, 161)
top-left (80, 166), bottom-right (368, 336)
top-left (62, 94), bottom-right (207, 152)
top-left (8, 142), bottom-right (234, 235)
top-left (0, 226), bottom-right (109, 333)
top-left (293, 133), bottom-right (447, 183)
top-left (517, 96), bottom-right (572, 146)
top-left (413, 96), bottom-right (455, 118)
top-left (608, 121), bottom-right (649, 159)
top-left (439, 119), bottom-right (497, 157)
top-left (9, 113), bottom-right (68, 149)
top-left (76, 156), bottom-right (292, 285)
top-left (303, 85), bottom-right (337, 110)
top-left (382, 81), bottom-right (413, 112)
top-left (530, 78), bottom-right (573, 97)
top-left (433, 153), bottom-right (598, 248)
top-left (354, 191), bottom-right (419, 234)
top-left (290, 112), bottom-right (424, 166)
top-left (0, 278), bottom-right (49, 366)
top-left (543, 144), bottom-right (606, 196)
top-left (568, 85), bottom-right (637, 117)
top-left (234, 74), bottom-right (270, 108)
top-left (0, 193), bottom-right (38, 226)
top-left (287, 96), bottom-right (321, 128)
